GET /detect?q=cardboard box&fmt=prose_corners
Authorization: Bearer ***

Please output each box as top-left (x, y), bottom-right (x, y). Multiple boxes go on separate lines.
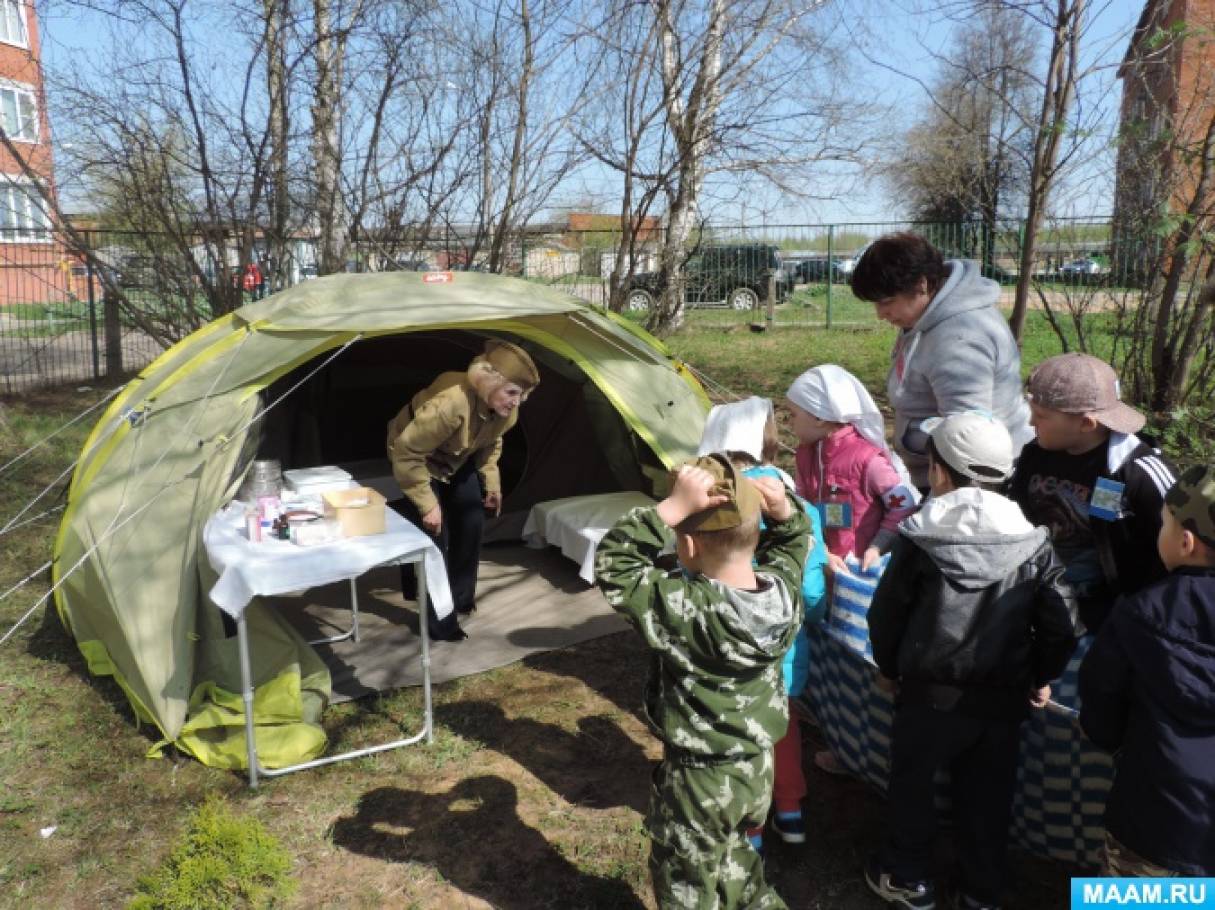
top-left (322, 486), bottom-right (386, 537)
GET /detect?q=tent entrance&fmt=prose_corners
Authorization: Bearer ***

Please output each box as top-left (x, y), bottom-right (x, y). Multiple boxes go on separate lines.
top-left (245, 330), bottom-right (656, 537)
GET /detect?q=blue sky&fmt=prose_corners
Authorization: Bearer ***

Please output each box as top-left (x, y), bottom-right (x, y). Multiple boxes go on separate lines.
top-left (38, 0), bottom-right (1147, 228)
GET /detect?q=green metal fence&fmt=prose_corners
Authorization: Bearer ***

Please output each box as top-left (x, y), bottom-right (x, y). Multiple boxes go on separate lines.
top-left (1, 217), bottom-right (1126, 394)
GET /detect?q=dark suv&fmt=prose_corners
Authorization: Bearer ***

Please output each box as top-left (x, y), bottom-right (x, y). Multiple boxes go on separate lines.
top-left (621, 243), bottom-right (792, 312)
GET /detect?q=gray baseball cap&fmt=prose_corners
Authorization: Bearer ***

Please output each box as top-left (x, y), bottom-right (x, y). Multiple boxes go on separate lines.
top-left (1026, 353), bottom-right (1144, 435)
top-left (922, 411), bottom-right (1015, 482)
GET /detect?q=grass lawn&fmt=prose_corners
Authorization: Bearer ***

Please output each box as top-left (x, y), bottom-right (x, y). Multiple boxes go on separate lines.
top-left (0, 312), bottom-right (1097, 908)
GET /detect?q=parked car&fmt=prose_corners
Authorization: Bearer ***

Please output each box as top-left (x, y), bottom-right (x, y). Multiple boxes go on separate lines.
top-left (1057, 258), bottom-right (1107, 279)
top-left (621, 243), bottom-right (793, 312)
top-left (393, 256), bottom-right (435, 271)
top-left (794, 258), bottom-right (843, 283)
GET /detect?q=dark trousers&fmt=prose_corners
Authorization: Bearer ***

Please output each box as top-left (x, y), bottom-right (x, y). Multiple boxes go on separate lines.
top-left (390, 460), bottom-right (484, 635)
top-left (880, 702), bottom-right (1022, 904)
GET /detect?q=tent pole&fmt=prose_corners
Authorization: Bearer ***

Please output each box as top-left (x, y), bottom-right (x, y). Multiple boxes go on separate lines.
top-left (238, 614), bottom-right (259, 788)
top-left (418, 561), bottom-right (433, 743)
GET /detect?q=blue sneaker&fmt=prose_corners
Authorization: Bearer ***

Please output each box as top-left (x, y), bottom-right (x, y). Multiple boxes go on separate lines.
top-left (771, 811), bottom-right (806, 844)
top-left (865, 856), bottom-right (936, 910)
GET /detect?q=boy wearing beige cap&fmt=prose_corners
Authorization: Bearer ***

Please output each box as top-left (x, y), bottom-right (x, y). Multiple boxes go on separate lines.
top-left (1080, 464), bottom-right (1215, 877)
top-left (865, 412), bottom-right (1077, 910)
top-left (596, 454), bottom-right (810, 909)
top-left (1007, 352), bottom-right (1177, 632)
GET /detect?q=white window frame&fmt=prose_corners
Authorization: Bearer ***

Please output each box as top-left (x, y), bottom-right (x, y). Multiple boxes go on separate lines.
top-left (0, 79), bottom-right (38, 144)
top-left (0, 0), bottom-right (27, 49)
top-left (0, 176), bottom-right (52, 243)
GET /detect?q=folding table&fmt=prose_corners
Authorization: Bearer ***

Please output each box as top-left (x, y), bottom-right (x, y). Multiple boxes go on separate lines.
top-left (203, 504), bottom-right (454, 787)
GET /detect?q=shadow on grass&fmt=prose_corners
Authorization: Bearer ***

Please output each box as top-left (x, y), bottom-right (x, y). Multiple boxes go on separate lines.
top-left (331, 776), bottom-right (645, 909)
top-left (437, 699), bottom-right (652, 812)
top-left (517, 626), bottom-right (649, 723)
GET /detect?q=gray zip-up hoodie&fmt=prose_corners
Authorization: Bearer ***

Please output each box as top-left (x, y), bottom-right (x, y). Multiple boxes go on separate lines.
top-left (887, 260), bottom-right (1033, 487)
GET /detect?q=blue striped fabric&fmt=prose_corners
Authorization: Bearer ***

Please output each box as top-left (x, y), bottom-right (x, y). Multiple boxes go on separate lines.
top-left (825, 556), bottom-right (886, 661)
top-left (806, 591), bottom-right (1113, 868)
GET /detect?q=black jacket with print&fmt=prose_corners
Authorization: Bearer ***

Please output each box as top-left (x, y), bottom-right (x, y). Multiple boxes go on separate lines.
top-left (1006, 433), bottom-right (1177, 632)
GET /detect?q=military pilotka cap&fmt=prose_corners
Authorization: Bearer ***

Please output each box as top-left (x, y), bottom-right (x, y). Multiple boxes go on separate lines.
top-left (483, 339), bottom-right (541, 390)
top-left (674, 453), bottom-right (762, 532)
top-left (1026, 353), bottom-right (1145, 435)
top-left (1165, 464), bottom-right (1215, 549)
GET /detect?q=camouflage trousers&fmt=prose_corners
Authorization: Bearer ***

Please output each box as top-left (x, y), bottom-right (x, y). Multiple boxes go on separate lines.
top-left (1101, 832), bottom-right (1181, 878)
top-left (647, 750), bottom-right (786, 910)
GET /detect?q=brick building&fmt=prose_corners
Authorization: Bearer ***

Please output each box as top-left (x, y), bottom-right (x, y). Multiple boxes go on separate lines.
top-left (0, 0), bottom-right (68, 308)
top-left (1112, 0), bottom-right (1215, 276)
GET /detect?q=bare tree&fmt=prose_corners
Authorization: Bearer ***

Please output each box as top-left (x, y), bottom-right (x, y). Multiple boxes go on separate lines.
top-left (1007, 0), bottom-right (1088, 340)
top-left (575, 0), bottom-right (855, 334)
top-left (884, 5), bottom-right (1037, 267)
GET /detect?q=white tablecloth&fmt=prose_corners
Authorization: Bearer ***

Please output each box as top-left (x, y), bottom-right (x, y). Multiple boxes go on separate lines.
top-left (203, 503), bottom-right (453, 620)
top-left (522, 491), bottom-right (658, 584)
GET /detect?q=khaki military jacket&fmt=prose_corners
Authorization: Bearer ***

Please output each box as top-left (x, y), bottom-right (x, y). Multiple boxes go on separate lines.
top-left (595, 499), bottom-right (809, 762)
top-left (386, 367), bottom-right (517, 515)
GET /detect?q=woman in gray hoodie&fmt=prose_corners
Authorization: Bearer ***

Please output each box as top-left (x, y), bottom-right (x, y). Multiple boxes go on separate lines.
top-left (850, 233), bottom-right (1032, 489)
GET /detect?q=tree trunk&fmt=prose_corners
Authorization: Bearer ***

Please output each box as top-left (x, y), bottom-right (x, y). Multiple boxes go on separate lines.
top-left (649, 0), bottom-right (725, 335)
top-left (1009, 0), bottom-right (1084, 342)
top-left (266, 0), bottom-right (291, 288)
top-left (312, 0), bottom-right (346, 275)
top-left (489, 0), bottom-right (533, 274)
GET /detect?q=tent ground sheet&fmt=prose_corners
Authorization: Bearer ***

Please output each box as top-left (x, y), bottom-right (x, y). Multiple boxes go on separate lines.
top-left (265, 543), bottom-right (626, 702)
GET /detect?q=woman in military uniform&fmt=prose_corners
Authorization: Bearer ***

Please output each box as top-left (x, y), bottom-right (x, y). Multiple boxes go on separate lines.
top-left (387, 339), bottom-right (540, 640)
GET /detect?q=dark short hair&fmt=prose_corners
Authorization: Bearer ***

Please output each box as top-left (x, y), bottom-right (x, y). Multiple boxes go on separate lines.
top-left (926, 437), bottom-right (987, 491)
top-left (850, 232), bottom-right (950, 302)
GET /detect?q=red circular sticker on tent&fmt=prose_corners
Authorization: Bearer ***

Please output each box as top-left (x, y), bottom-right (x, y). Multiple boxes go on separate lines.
top-left (423, 271), bottom-right (454, 284)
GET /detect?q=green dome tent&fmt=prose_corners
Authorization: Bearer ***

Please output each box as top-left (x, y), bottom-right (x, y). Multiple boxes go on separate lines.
top-left (53, 271), bottom-right (710, 770)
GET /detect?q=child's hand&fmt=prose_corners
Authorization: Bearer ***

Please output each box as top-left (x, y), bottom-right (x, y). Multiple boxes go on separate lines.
top-left (826, 553), bottom-right (850, 577)
top-left (751, 476), bottom-right (793, 522)
top-left (1029, 684), bottom-right (1051, 709)
top-left (657, 465), bottom-right (729, 528)
top-left (861, 546), bottom-right (882, 571)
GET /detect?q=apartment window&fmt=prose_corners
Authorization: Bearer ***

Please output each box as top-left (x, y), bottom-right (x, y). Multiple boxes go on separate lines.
top-left (0, 84), bottom-right (37, 142)
top-left (0, 0), bottom-right (26, 47)
top-left (0, 179), bottom-right (51, 241)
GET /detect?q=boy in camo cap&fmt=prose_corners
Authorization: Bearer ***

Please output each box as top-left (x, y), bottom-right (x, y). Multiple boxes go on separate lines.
top-left (1080, 464), bottom-right (1215, 877)
top-left (596, 453), bottom-right (810, 909)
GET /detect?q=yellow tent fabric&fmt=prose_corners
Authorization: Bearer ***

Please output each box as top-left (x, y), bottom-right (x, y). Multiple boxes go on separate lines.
top-left (54, 272), bottom-right (708, 769)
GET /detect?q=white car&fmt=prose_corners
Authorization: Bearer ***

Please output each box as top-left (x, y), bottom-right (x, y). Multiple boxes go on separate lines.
top-left (1058, 258), bottom-right (1106, 278)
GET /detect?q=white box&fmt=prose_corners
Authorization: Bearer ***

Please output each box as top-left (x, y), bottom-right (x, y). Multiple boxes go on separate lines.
top-left (283, 466), bottom-right (355, 495)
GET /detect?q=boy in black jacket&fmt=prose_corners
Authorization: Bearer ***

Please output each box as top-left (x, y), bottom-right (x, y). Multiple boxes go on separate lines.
top-left (1079, 464), bottom-right (1215, 877)
top-left (865, 412), bottom-right (1077, 910)
top-left (1007, 353), bottom-right (1177, 633)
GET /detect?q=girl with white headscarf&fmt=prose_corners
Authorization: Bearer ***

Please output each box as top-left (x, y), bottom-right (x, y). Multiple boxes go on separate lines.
top-left (785, 364), bottom-right (920, 576)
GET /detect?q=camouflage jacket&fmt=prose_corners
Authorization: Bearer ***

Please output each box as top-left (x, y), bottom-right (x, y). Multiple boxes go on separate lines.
top-left (596, 501), bottom-right (809, 763)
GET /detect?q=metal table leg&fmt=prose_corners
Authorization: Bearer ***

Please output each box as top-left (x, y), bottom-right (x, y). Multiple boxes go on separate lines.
top-left (242, 554), bottom-right (435, 786)
top-left (306, 577), bottom-right (362, 646)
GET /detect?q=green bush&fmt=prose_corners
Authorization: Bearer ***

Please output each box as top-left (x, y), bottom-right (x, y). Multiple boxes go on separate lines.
top-left (128, 798), bottom-right (296, 910)
top-left (1155, 405), bottom-right (1215, 468)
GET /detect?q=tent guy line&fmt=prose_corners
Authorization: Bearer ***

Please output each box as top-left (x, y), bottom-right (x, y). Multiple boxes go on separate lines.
top-left (1, 459), bottom-right (76, 534)
top-left (0, 384), bottom-right (123, 478)
top-left (1, 334), bottom-right (362, 650)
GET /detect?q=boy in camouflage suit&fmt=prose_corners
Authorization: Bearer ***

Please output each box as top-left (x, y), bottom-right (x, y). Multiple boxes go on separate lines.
top-left (596, 454), bottom-right (810, 910)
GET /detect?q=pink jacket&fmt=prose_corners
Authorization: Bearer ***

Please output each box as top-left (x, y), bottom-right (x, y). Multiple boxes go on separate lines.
top-left (794, 425), bottom-right (916, 558)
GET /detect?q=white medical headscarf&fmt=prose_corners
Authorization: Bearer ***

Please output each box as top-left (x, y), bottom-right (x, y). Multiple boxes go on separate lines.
top-left (786, 364), bottom-right (918, 493)
top-left (697, 396), bottom-right (773, 464)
